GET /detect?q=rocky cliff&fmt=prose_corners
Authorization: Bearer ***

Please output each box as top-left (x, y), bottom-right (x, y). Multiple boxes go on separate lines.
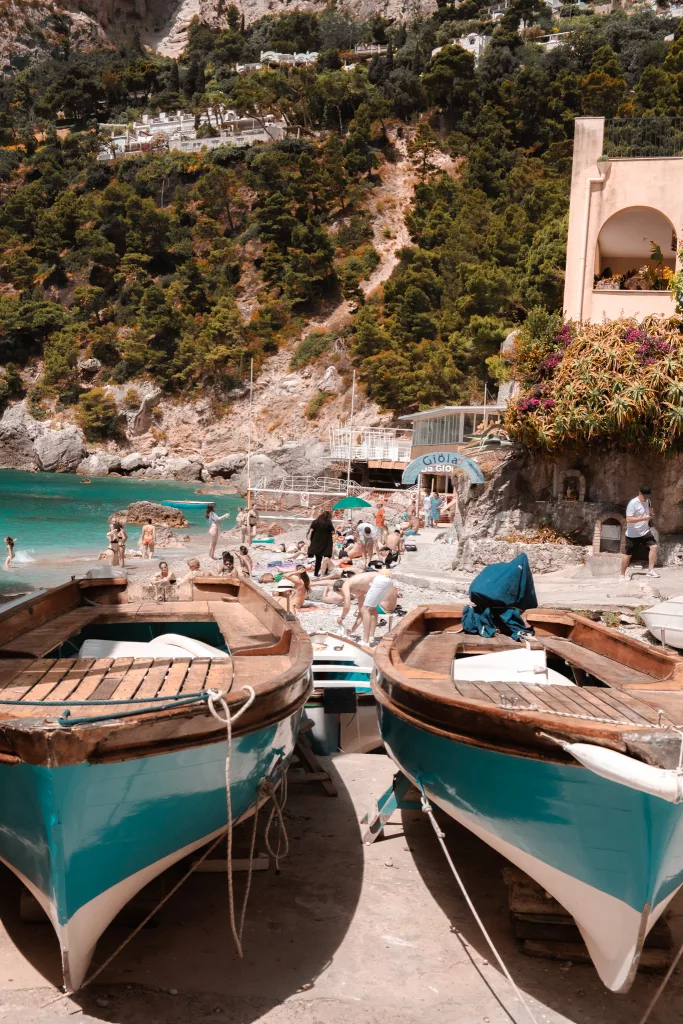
top-left (0, 0), bottom-right (436, 64)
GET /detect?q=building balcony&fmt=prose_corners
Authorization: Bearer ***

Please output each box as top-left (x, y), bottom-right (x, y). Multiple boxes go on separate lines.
top-left (591, 288), bottom-right (675, 321)
top-left (329, 427), bottom-right (413, 465)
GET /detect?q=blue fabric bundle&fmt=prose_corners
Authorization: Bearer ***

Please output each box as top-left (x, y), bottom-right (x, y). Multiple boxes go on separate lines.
top-left (461, 553), bottom-right (538, 641)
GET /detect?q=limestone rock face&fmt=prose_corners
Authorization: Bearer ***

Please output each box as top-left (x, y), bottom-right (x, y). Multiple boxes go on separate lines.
top-left (317, 366), bottom-right (341, 395)
top-left (1, 403), bottom-right (47, 441)
top-left (110, 501), bottom-right (189, 527)
top-left (76, 452), bottom-right (122, 476)
top-left (205, 453), bottom-right (248, 478)
top-left (162, 457), bottom-right (203, 482)
top-left (269, 440), bottom-right (334, 479)
top-left (120, 452), bottom-right (152, 472)
top-left (0, 422), bottom-right (40, 471)
top-left (34, 427), bottom-right (87, 472)
top-left (231, 453), bottom-right (285, 493)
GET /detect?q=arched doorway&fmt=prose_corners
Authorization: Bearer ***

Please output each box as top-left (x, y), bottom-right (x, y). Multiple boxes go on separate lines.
top-left (595, 207), bottom-right (676, 287)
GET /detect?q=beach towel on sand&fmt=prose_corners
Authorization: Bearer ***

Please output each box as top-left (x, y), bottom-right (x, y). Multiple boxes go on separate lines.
top-left (462, 553), bottom-right (537, 641)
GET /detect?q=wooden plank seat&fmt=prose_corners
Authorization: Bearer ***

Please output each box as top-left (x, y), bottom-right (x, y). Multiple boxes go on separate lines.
top-left (209, 603), bottom-right (278, 654)
top-left (0, 607), bottom-right (104, 658)
top-left (539, 637), bottom-right (658, 690)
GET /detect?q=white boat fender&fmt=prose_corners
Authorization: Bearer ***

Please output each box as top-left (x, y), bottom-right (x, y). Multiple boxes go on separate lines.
top-left (562, 741), bottom-right (683, 804)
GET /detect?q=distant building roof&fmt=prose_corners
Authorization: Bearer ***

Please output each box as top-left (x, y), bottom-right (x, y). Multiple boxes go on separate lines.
top-left (398, 405), bottom-right (505, 421)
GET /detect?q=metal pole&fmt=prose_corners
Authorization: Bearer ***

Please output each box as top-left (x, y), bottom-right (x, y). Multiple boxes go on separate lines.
top-left (346, 370), bottom-right (356, 496)
top-left (246, 358), bottom-right (254, 509)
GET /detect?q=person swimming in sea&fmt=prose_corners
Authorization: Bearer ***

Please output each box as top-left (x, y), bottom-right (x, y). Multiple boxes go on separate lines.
top-left (4, 536), bottom-right (15, 570)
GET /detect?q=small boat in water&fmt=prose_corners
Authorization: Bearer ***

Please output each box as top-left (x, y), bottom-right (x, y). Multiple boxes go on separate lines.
top-left (306, 633), bottom-right (379, 754)
top-left (640, 595), bottom-right (683, 649)
top-left (0, 575), bottom-right (312, 991)
top-left (374, 605), bottom-right (683, 992)
top-left (161, 499), bottom-right (212, 509)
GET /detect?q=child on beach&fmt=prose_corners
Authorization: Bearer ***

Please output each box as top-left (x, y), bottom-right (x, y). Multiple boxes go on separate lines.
top-left (4, 536), bottom-right (15, 570)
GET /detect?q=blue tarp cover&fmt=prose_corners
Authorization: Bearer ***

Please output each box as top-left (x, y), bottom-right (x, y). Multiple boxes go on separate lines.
top-left (462, 553), bottom-right (537, 641)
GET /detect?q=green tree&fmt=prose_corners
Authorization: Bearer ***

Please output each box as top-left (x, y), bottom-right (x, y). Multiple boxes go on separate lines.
top-left (77, 388), bottom-right (120, 440)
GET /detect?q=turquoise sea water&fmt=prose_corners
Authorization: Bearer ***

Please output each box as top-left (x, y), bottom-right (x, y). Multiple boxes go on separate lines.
top-left (0, 470), bottom-right (241, 592)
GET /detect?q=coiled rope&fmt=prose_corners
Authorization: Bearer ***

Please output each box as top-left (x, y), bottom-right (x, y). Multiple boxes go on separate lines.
top-left (416, 780), bottom-right (540, 1024)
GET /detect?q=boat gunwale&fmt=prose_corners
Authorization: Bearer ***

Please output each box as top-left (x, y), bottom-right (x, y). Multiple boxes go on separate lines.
top-left (0, 577), bottom-right (313, 766)
top-left (372, 605), bottom-right (683, 763)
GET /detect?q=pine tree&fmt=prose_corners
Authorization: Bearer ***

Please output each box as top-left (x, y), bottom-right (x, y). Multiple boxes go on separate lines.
top-left (183, 61), bottom-right (198, 98)
top-left (196, 63), bottom-right (207, 95)
top-left (169, 60), bottom-right (180, 94)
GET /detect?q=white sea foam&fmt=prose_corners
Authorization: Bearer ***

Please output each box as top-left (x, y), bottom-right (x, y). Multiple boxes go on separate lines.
top-left (13, 549), bottom-right (37, 564)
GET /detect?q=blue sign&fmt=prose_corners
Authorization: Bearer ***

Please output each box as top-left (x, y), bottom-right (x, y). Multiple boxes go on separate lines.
top-left (401, 451), bottom-right (485, 486)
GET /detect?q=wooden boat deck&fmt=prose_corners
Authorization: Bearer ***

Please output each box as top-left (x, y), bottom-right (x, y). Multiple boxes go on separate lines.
top-left (0, 579), bottom-right (312, 757)
top-left (374, 606), bottom-right (683, 765)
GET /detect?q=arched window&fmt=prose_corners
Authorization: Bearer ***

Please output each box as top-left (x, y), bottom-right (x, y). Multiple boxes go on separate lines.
top-left (595, 207), bottom-right (676, 288)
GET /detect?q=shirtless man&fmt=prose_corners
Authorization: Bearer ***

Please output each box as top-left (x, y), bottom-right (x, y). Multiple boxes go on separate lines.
top-left (337, 570), bottom-right (398, 641)
top-left (385, 528), bottom-right (404, 556)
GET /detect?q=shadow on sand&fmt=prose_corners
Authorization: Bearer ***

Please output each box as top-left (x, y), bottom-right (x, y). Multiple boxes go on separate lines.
top-left (401, 805), bottom-right (683, 1024)
top-left (0, 758), bottom-right (363, 1023)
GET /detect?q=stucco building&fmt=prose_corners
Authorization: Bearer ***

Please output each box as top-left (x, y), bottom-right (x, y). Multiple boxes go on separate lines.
top-left (563, 116), bottom-right (680, 323)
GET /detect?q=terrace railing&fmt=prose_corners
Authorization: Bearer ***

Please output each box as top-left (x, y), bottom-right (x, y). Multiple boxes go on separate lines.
top-left (603, 117), bottom-right (683, 159)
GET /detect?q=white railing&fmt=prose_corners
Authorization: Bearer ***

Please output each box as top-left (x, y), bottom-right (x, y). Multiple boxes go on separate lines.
top-left (253, 475), bottom-right (358, 495)
top-left (329, 427), bottom-right (413, 464)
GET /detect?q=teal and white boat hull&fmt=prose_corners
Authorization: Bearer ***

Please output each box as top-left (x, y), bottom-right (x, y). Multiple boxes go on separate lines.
top-left (379, 703), bottom-right (683, 992)
top-left (0, 711), bottom-right (301, 992)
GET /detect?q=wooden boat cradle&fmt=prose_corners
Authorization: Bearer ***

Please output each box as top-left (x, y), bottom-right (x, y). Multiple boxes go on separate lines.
top-left (0, 577), bottom-right (313, 767)
top-left (374, 607), bottom-right (683, 770)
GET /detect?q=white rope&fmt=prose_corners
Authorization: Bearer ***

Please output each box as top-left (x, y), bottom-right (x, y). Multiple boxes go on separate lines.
top-left (207, 685), bottom-right (257, 958)
top-left (261, 768), bottom-right (290, 872)
top-left (637, 937), bottom-right (683, 1024)
top-left (417, 783), bottom-right (540, 1024)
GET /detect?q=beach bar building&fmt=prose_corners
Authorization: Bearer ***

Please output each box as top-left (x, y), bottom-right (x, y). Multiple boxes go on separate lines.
top-left (564, 116), bottom-right (681, 323)
top-left (398, 404), bottom-right (505, 518)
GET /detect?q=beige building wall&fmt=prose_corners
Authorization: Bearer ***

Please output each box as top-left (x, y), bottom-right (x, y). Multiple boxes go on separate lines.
top-left (563, 117), bottom-right (680, 323)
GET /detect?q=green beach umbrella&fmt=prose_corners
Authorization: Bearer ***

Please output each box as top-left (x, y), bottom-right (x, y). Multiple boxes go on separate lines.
top-left (332, 495), bottom-right (372, 510)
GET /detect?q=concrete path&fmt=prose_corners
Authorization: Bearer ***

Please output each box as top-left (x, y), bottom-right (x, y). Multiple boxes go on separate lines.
top-left (2, 754), bottom-right (681, 1024)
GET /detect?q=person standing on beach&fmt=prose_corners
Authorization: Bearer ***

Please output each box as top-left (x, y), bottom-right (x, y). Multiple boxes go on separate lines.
top-left (430, 492), bottom-right (443, 527)
top-left (4, 536), bottom-right (15, 570)
top-left (307, 510), bottom-right (335, 576)
top-left (236, 507), bottom-right (248, 546)
top-left (247, 506), bottom-right (259, 544)
top-left (107, 522), bottom-right (121, 566)
top-left (375, 502), bottom-right (388, 545)
top-left (141, 519), bottom-right (156, 559)
top-left (116, 522), bottom-right (128, 568)
top-left (206, 503), bottom-right (230, 559)
top-left (620, 486), bottom-right (659, 580)
top-left (356, 523), bottom-right (377, 564)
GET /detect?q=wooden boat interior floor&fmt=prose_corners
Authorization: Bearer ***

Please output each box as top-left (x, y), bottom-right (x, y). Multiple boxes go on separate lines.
top-left (401, 626), bottom-right (683, 729)
top-left (0, 591), bottom-right (294, 719)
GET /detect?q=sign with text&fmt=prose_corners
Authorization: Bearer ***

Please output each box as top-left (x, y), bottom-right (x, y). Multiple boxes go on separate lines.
top-left (401, 451), bottom-right (485, 486)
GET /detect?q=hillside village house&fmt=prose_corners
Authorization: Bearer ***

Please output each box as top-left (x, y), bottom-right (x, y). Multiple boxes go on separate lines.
top-left (563, 115), bottom-right (680, 323)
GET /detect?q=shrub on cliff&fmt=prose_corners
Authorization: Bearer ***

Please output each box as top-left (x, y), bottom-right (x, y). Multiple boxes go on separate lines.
top-left (506, 313), bottom-right (683, 453)
top-left (77, 388), bottom-right (121, 441)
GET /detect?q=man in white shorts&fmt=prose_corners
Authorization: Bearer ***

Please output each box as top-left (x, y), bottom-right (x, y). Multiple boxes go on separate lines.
top-left (337, 569), bottom-right (398, 644)
top-left (620, 486), bottom-right (659, 580)
top-left (362, 568), bottom-right (397, 645)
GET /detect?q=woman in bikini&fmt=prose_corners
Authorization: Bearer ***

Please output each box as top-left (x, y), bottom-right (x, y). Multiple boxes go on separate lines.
top-left (107, 523), bottom-right (121, 566)
top-left (4, 536), bottom-right (15, 570)
top-left (236, 545), bottom-right (253, 577)
top-left (206, 504), bottom-right (230, 560)
top-left (141, 519), bottom-right (156, 559)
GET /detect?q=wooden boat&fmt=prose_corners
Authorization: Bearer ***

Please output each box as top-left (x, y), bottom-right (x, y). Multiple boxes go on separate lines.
top-left (640, 595), bottom-right (683, 649)
top-left (306, 633), bottom-right (379, 754)
top-left (374, 605), bottom-right (683, 993)
top-left (0, 575), bottom-right (312, 992)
